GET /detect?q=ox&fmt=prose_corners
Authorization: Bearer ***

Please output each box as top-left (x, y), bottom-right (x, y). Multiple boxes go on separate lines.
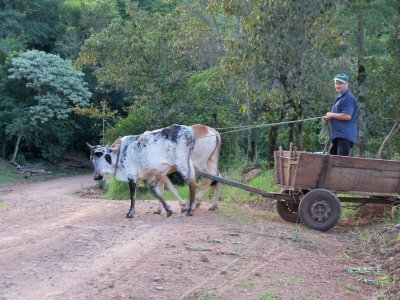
top-left (154, 124), bottom-right (222, 214)
top-left (87, 124), bottom-right (198, 218)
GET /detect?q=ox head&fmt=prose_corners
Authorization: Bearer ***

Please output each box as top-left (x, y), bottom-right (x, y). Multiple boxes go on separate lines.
top-left (87, 143), bottom-right (117, 180)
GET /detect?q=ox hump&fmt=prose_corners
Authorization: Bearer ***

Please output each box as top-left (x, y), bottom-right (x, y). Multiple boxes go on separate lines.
top-left (159, 125), bottom-right (194, 144)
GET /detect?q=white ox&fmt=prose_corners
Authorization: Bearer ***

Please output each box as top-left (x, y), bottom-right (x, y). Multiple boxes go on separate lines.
top-left (154, 124), bottom-right (222, 214)
top-left (87, 124), bottom-right (199, 218)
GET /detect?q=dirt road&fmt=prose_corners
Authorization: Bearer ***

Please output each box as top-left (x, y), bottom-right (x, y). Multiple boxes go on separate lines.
top-left (0, 175), bottom-right (379, 299)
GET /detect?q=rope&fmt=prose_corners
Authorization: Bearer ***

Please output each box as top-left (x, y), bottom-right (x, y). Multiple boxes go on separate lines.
top-left (197, 116), bottom-right (331, 149)
top-left (318, 119), bottom-right (331, 146)
top-left (215, 117), bottom-right (322, 132)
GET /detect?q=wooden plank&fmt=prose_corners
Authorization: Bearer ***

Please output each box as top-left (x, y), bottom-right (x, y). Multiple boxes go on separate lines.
top-left (329, 155), bottom-right (400, 171)
top-left (316, 155), bottom-right (330, 188)
top-left (294, 153), bottom-right (400, 194)
top-left (274, 150), bottom-right (281, 185)
top-left (286, 143), bottom-right (293, 187)
top-left (292, 153), bottom-right (325, 189)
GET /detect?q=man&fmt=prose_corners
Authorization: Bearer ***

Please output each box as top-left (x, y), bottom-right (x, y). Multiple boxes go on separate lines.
top-left (323, 73), bottom-right (358, 156)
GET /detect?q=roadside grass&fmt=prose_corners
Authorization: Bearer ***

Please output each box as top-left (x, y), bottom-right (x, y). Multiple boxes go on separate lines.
top-left (0, 159), bottom-right (90, 186)
top-left (238, 279), bottom-right (255, 289)
top-left (0, 163), bottom-right (24, 185)
top-left (346, 223), bottom-right (400, 298)
top-left (259, 292), bottom-right (279, 300)
top-left (0, 202), bottom-right (7, 209)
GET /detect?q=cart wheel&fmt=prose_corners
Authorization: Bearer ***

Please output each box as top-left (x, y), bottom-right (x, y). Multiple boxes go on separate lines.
top-left (299, 189), bottom-right (341, 232)
top-left (276, 201), bottom-right (300, 223)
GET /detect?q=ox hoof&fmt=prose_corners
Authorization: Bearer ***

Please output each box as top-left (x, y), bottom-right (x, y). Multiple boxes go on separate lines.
top-left (186, 210), bottom-right (194, 216)
top-left (166, 210), bottom-right (173, 217)
top-left (153, 209), bottom-right (162, 215)
top-left (208, 205), bottom-right (219, 211)
top-left (181, 207), bottom-right (188, 213)
top-left (126, 213), bottom-right (134, 218)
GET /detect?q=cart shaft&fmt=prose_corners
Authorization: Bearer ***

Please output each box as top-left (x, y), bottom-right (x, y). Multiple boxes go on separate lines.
top-left (196, 170), bottom-right (294, 202)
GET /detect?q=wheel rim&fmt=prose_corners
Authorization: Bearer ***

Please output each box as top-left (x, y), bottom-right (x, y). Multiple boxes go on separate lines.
top-left (281, 202), bottom-right (297, 214)
top-left (310, 200), bottom-right (331, 222)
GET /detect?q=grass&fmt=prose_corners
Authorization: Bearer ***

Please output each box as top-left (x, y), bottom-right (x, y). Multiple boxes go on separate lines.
top-left (0, 202), bottom-right (7, 209)
top-left (200, 290), bottom-right (219, 300)
top-left (0, 163), bottom-right (24, 185)
top-left (259, 292), bottom-right (279, 300)
top-left (0, 159), bottom-right (91, 187)
top-left (238, 279), bottom-right (255, 289)
top-left (341, 284), bottom-right (359, 293)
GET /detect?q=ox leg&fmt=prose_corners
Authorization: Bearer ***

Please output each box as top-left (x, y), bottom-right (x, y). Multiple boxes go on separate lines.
top-left (186, 181), bottom-right (197, 216)
top-left (208, 181), bottom-right (222, 211)
top-left (149, 179), bottom-right (173, 217)
top-left (153, 179), bottom-right (164, 215)
top-left (126, 179), bottom-right (136, 218)
top-left (160, 174), bottom-right (188, 213)
top-left (194, 178), bottom-right (212, 208)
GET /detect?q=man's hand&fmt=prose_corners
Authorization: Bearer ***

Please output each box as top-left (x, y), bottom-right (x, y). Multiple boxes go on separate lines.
top-left (323, 112), bottom-right (335, 121)
top-left (323, 112), bottom-right (351, 121)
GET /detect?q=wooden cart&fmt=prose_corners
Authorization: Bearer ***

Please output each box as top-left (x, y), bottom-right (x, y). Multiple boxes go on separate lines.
top-left (197, 150), bottom-right (400, 231)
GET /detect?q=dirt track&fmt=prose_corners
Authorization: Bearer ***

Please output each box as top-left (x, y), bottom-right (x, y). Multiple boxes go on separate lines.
top-left (0, 175), bottom-right (379, 299)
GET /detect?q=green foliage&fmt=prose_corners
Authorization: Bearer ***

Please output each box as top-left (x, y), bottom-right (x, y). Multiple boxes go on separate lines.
top-left (0, 0), bottom-right (65, 51)
top-left (0, 163), bottom-right (24, 185)
top-left (106, 178), bottom-right (130, 200)
top-left (2, 50), bottom-right (91, 161)
top-left (1, 0), bottom-right (400, 166)
top-left (8, 50), bottom-right (91, 119)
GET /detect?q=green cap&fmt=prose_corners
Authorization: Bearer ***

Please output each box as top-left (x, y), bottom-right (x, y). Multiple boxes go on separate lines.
top-left (334, 73), bottom-right (349, 83)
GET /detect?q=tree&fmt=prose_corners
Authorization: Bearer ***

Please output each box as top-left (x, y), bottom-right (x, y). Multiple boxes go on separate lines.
top-left (208, 0), bottom-right (341, 161)
top-left (332, 0), bottom-right (399, 157)
top-left (5, 50), bottom-right (91, 163)
top-left (0, 0), bottom-right (65, 52)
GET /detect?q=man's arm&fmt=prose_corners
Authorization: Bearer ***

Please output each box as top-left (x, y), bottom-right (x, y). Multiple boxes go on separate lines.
top-left (323, 112), bottom-right (352, 121)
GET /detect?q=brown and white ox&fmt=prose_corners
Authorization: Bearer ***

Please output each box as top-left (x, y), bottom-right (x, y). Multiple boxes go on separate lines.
top-left (87, 124), bottom-right (199, 218)
top-left (154, 124), bottom-right (222, 214)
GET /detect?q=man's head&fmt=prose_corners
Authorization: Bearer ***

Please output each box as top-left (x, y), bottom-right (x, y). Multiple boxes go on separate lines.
top-left (334, 73), bottom-right (349, 95)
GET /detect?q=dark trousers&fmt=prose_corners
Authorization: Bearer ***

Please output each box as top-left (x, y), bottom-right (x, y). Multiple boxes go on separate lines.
top-left (329, 138), bottom-right (353, 156)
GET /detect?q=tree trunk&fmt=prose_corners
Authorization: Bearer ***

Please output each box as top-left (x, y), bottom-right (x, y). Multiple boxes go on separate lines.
top-left (10, 133), bottom-right (23, 164)
top-left (376, 121), bottom-right (400, 159)
top-left (246, 80), bottom-right (254, 162)
top-left (293, 122), bottom-right (303, 150)
top-left (267, 126), bottom-right (278, 167)
top-left (356, 13), bottom-right (367, 157)
top-left (235, 134), bottom-right (240, 162)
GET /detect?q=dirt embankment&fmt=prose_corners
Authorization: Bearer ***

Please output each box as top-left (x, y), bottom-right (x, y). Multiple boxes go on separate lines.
top-left (0, 175), bottom-right (388, 299)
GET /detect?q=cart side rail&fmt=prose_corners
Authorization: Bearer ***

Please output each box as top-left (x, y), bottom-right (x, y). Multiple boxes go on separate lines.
top-left (274, 151), bottom-right (400, 195)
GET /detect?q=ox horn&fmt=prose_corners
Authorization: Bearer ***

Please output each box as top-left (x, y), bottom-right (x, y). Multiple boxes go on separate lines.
top-left (86, 142), bottom-right (96, 150)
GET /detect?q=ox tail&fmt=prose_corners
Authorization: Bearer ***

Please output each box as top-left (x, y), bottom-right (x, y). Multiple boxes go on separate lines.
top-left (196, 129), bottom-right (221, 188)
top-left (187, 128), bottom-right (208, 191)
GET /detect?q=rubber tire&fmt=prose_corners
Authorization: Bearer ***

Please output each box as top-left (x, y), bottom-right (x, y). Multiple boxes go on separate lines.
top-left (276, 201), bottom-right (300, 223)
top-left (299, 189), bottom-right (341, 232)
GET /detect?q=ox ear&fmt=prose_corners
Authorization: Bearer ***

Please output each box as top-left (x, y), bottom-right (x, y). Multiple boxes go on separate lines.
top-left (86, 142), bottom-right (95, 151)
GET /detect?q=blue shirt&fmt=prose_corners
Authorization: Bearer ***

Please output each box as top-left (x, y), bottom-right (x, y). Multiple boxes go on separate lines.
top-left (330, 89), bottom-right (358, 143)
